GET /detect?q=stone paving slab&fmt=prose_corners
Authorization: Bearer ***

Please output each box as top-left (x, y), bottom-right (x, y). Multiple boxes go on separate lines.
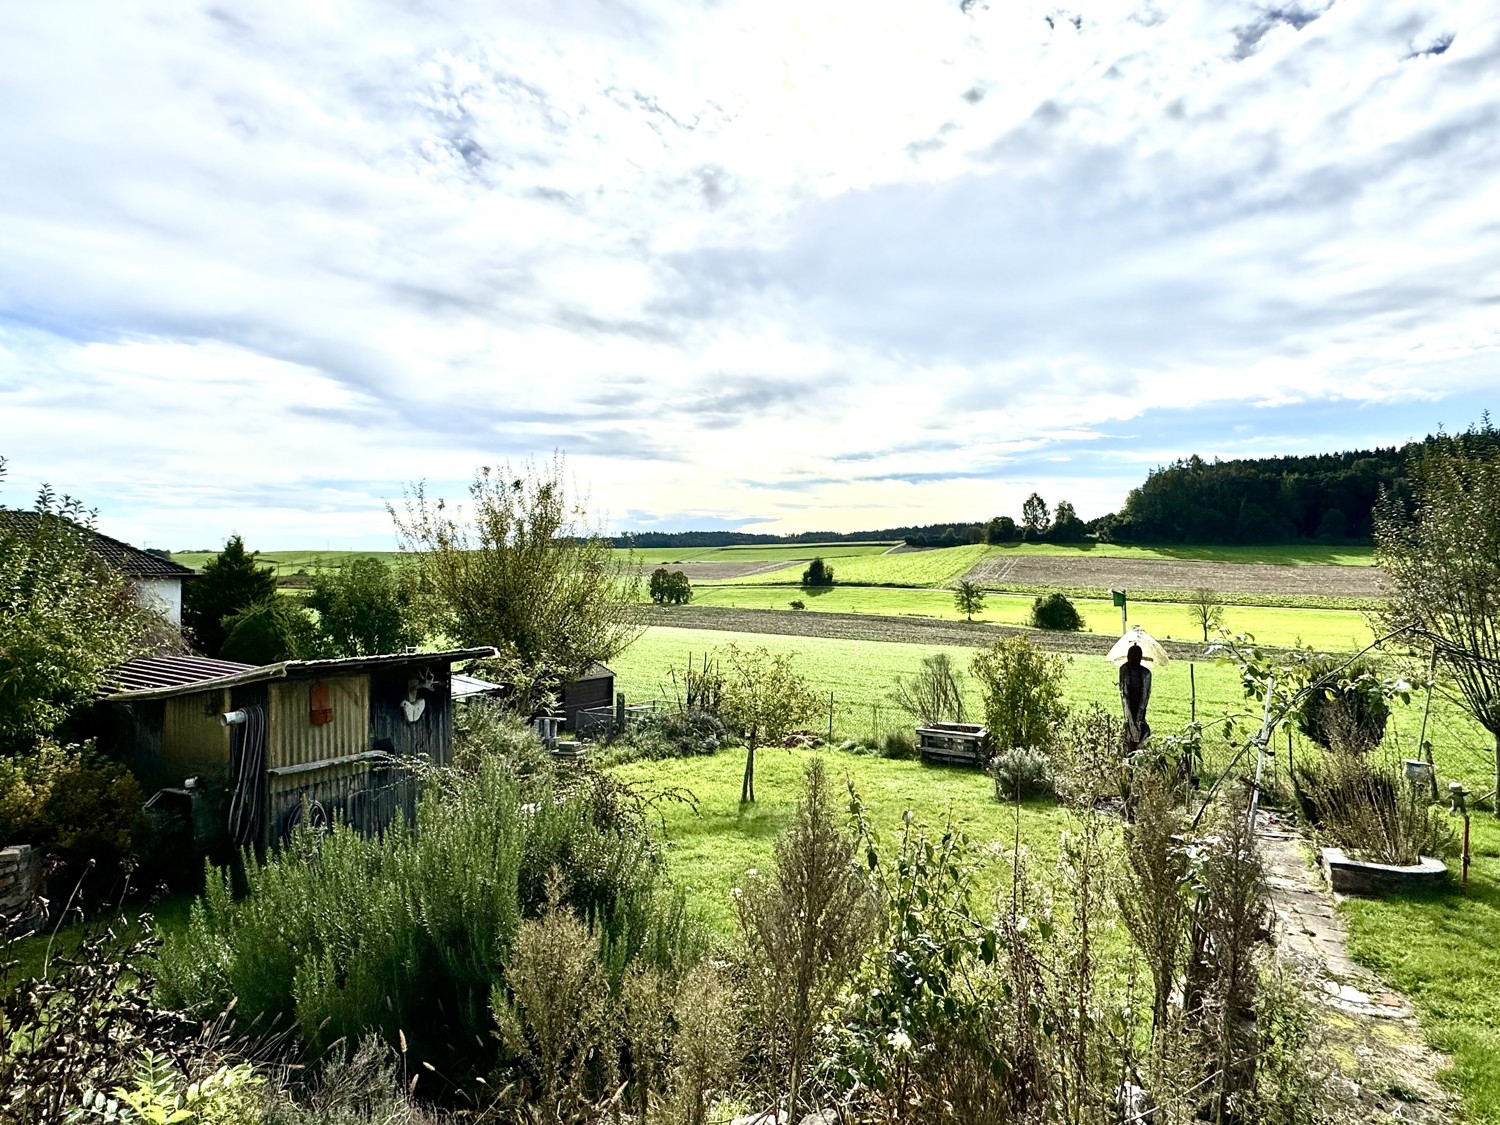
top-left (1257, 813), bottom-right (1456, 1123)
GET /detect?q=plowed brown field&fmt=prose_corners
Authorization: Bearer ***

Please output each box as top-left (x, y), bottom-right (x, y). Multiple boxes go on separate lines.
top-left (963, 555), bottom-right (1381, 598)
top-left (642, 605), bottom-right (1210, 659)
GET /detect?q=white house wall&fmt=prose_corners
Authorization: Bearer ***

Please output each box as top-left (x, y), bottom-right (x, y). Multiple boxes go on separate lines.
top-left (133, 576), bottom-right (183, 626)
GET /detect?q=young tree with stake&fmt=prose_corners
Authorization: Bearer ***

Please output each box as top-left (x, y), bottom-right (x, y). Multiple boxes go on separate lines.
top-left (721, 645), bottom-right (818, 804)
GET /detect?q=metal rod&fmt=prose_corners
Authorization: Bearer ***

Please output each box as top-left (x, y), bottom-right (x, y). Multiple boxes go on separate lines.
top-left (1247, 675), bottom-right (1276, 835)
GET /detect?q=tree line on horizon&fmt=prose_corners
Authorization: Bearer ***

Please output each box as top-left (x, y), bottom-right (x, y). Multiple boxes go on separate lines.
top-left (612, 425), bottom-right (1498, 548)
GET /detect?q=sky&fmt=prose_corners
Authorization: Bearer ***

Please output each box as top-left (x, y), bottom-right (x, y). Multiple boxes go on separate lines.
top-left (0, 0), bottom-right (1496, 550)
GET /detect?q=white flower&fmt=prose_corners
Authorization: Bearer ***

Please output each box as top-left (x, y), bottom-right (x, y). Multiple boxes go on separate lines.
top-left (887, 1029), bottom-right (913, 1054)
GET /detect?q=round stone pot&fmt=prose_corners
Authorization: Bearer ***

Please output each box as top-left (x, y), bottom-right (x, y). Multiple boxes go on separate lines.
top-left (1320, 846), bottom-right (1448, 896)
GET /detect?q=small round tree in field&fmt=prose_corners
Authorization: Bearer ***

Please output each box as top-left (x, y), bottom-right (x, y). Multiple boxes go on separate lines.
top-left (1030, 592), bottom-right (1084, 631)
top-left (649, 567), bottom-right (692, 606)
top-left (970, 634), bottom-right (1068, 753)
top-left (953, 579), bottom-right (986, 622)
top-left (801, 557), bottom-right (835, 588)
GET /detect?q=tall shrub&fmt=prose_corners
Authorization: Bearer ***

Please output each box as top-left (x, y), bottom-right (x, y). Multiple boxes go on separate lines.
top-left (1030, 592), bottom-right (1083, 631)
top-left (970, 635), bottom-right (1068, 753)
top-left (182, 536), bottom-right (278, 658)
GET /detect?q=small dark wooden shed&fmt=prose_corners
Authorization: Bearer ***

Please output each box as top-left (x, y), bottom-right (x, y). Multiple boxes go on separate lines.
top-left (102, 648), bottom-right (495, 848)
top-left (559, 664), bottom-right (615, 730)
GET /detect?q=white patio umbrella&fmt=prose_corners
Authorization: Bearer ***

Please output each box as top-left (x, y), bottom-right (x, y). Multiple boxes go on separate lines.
top-left (1108, 626), bottom-right (1169, 668)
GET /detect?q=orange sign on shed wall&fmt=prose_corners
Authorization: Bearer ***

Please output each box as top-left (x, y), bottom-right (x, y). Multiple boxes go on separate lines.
top-left (309, 681), bottom-right (334, 726)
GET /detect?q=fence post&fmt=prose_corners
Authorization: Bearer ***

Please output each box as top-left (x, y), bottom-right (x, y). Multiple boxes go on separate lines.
top-left (615, 692), bottom-right (626, 736)
top-left (828, 692), bottom-right (834, 743)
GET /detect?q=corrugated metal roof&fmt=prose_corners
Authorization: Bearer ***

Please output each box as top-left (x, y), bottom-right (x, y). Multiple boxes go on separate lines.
top-left (0, 510), bottom-right (195, 578)
top-left (103, 647), bottom-right (500, 702)
top-left (104, 654), bottom-right (257, 694)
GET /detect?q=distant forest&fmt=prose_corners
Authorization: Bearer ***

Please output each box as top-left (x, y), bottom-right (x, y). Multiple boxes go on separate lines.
top-left (617, 424), bottom-right (1497, 548)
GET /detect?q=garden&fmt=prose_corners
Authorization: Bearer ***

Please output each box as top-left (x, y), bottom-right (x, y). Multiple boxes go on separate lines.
top-left (5, 430), bottom-right (1500, 1125)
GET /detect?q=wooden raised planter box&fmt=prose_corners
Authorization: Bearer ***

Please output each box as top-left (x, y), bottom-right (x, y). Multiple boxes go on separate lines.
top-left (916, 722), bottom-right (989, 767)
top-left (1320, 847), bottom-right (1448, 896)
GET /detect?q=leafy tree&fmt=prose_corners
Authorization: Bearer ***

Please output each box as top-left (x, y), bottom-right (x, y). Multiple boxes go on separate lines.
top-left (970, 635), bottom-right (1068, 753)
top-left (183, 535), bottom-right (278, 657)
top-left (219, 599), bottom-right (324, 665)
top-left (1188, 586), bottom-right (1226, 642)
top-left (952, 579), bottom-right (986, 622)
top-left (984, 515), bottom-right (1018, 544)
top-left (720, 645), bottom-right (819, 803)
top-left (648, 567), bottom-right (692, 606)
top-left (801, 557), bottom-right (835, 587)
top-left (1375, 419), bottom-right (1500, 807)
top-left (0, 460), bottom-right (154, 754)
top-left (1030, 592), bottom-right (1084, 631)
top-left (306, 556), bottom-right (419, 656)
top-left (1021, 492), bottom-right (1050, 539)
top-left (1049, 499), bottom-right (1087, 542)
top-left (391, 455), bottom-right (642, 709)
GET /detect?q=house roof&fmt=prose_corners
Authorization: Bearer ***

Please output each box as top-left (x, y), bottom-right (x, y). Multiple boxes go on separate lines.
top-left (575, 663), bottom-right (614, 681)
top-left (0, 510), bottom-right (194, 578)
top-left (102, 647), bottom-right (500, 702)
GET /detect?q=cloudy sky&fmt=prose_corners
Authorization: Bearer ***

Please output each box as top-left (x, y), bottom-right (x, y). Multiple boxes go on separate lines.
top-left (1, 0), bottom-right (1496, 549)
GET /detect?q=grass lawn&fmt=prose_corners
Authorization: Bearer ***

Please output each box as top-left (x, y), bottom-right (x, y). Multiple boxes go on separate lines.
top-left (684, 584), bottom-right (1376, 651)
top-left (2, 892), bottom-right (195, 993)
top-left (613, 748), bottom-right (1071, 935)
top-left (613, 626), bottom-right (1497, 790)
top-left (1341, 814), bottom-right (1500, 1123)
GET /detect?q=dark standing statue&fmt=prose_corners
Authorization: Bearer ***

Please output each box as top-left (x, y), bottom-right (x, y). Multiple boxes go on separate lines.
top-left (1119, 643), bottom-right (1152, 753)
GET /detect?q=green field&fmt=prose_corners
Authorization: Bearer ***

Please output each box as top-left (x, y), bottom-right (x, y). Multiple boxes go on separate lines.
top-left (171, 549), bottom-right (406, 576)
top-left (172, 542), bottom-right (898, 574)
top-left (684, 584), bottom-right (1375, 650)
top-left (625, 542), bottom-right (897, 564)
top-left (728, 544), bottom-right (991, 587)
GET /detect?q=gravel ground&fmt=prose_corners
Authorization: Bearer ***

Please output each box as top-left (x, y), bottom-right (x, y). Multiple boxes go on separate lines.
top-left (964, 555), bottom-right (1382, 598)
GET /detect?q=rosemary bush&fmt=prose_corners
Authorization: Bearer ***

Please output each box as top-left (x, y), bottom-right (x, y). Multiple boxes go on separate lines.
top-left (158, 757), bottom-right (703, 1090)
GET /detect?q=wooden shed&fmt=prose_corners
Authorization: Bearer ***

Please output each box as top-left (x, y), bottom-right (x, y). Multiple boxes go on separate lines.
top-left (102, 648), bottom-right (496, 849)
top-left (559, 664), bottom-right (615, 730)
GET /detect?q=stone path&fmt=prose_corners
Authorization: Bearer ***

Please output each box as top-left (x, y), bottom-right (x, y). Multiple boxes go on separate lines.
top-left (1257, 813), bottom-right (1456, 1123)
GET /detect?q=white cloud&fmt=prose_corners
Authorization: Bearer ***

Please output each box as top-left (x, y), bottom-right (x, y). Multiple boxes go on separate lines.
top-left (0, 0), bottom-right (1496, 545)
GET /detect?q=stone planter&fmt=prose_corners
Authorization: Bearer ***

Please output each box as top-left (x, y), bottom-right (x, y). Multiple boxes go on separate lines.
top-left (1320, 846), bottom-right (1447, 896)
top-left (0, 844), bottom-right (46, 937)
